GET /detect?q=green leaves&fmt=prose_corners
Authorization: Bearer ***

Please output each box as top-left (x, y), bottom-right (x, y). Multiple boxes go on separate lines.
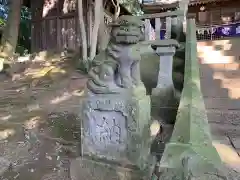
top-left (0, 1), bottom-right (31, 55)
top-left (17, 6), bottom-right (31, 55)
top-left (0, 17), bottom-right (6, 27)
top-left (120, 0), bottom-right (143, 15)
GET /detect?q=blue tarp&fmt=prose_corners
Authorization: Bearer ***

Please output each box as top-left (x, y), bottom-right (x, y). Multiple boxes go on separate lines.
top-left (0, 4), bottom-right (8, 20)
top-left (214, 23), bottom-right (240, 37)
top-left (159, 22), bottom-right (240, 39)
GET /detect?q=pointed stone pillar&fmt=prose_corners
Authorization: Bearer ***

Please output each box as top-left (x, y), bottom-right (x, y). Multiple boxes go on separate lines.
top-left (157, 16), bottom-right (237, 180)
top-left (151, 40), bottom-right (180, 124)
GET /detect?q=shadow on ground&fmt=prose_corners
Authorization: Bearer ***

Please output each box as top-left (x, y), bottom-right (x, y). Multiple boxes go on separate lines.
top-left (0, 50), bottom-right (88, 180)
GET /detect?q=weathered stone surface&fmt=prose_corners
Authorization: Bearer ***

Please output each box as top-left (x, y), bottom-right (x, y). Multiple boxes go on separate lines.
top-left (80, 86), bottom-right (154, 171)
top-left (151, 87), bottom-right (179, 124)
top-left (151, 40), bottom-right (180, 124)
top-left (151, 40), bottom-right (179, 91)
top-left (87, 15), bottom-right (144, 94)
top-left (139, 45), bottom-right (185, 96)
top-left (71, 87), bottom-right (156, 179)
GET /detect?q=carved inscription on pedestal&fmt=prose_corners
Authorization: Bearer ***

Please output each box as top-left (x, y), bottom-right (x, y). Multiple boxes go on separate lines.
top-left (88, 110), bottom-right (127, 151)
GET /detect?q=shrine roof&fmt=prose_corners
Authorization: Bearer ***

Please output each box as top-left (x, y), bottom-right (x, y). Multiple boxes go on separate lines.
top-left (23, 0), bottom-right (30, 7)
top-left (189, 0), bottom-right (229, 6)
top-left (142, 0), bottom-right (231, 12)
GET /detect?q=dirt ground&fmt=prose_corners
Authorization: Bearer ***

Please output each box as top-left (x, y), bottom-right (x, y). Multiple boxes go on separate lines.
top-left (0, 55), bottom-right (88, 180)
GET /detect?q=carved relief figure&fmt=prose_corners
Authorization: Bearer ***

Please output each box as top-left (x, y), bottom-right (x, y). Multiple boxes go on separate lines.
top-left (94, 116), bottom-right (122, 146)
top-left (87, 15), bottom-right (144, 94)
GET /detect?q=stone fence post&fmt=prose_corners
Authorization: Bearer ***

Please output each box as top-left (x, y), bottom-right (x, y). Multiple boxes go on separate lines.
top-left (151, 40), bottom-right (179, 124)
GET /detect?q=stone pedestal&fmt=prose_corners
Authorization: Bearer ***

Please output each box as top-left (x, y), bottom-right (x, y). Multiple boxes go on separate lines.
top-left (151, 40), bottom-right (179, 124)
top-left (71, 86), bottom-right (155, 180)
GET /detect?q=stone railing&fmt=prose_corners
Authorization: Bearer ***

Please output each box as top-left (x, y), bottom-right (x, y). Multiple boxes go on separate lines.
top-left (157, 15), bottom-right (231, 179)
top-left (140, 10), bottom-right (184, 41)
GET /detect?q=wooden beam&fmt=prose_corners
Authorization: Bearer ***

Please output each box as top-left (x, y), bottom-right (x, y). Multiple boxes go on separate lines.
top-left (187, 13), bottom-right (196, 19)
top-left (142, 2), bottom-right (179, 11)
top-left (23, 0), bottom-right (30, 7)
top-left (139, 10), bottom-right (184, 20)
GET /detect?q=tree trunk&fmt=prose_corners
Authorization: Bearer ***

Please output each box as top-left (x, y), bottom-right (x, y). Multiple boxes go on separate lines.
top-left (78, 0), bottom-right (87, 61)
top-left (87, 0), bottom-right (93, 53)
top-left (111, 0), bottom-right (120, 22)
top-left (0, 0), bottom-right (23, 58)
top-left (89, 0), bottom-right (102, 60)
top-left (97, 8), bottom-right (110, 52)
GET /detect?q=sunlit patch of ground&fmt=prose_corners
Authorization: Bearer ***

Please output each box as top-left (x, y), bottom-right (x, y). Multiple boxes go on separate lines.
top-left (0, 129), bottom-right (15, 141)
top-left (213, 141), bottom-right (240, 172)
top-left (0, 50), bottom-right (86, 179)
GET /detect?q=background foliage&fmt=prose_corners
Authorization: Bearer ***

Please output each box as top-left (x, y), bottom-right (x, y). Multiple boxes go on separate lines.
top-left (0, 0), bottom-right (31, 55)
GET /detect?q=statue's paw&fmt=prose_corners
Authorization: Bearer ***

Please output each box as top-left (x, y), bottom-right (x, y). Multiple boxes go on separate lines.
top-left (133, 81), bottom-right (144, 87)
top-left (115, 76), bottom-right (122, 86)
top-left (122, 82), bottom-right (133, 88)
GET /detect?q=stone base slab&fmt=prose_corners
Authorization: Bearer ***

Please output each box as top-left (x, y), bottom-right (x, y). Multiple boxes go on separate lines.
top-left (70, 157), bottom-right (150, 180)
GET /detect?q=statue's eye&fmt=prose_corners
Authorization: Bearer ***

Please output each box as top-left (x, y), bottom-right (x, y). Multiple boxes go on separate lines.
top-left (120, 27), bottom-right (129, 31)
top-left (104, 71), bottom-right (111, 77)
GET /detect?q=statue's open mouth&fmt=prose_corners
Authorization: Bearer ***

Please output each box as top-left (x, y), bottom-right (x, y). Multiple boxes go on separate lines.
top-left (115, 35), bottom-right (140, 44)
top-left (116, 34), bottom-right (138, 38)
top-left (116, 30), bottom-right (141, 37)
top-left (115, 31), bottom-right (140, 40)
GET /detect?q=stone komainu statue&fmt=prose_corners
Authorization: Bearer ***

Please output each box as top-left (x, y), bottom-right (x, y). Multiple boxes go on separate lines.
top-left (87, 15), bottom-right (144, 94)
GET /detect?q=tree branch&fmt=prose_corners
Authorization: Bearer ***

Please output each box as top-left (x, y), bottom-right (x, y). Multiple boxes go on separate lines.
top-left (110, 0), bottom-right (120, 21)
